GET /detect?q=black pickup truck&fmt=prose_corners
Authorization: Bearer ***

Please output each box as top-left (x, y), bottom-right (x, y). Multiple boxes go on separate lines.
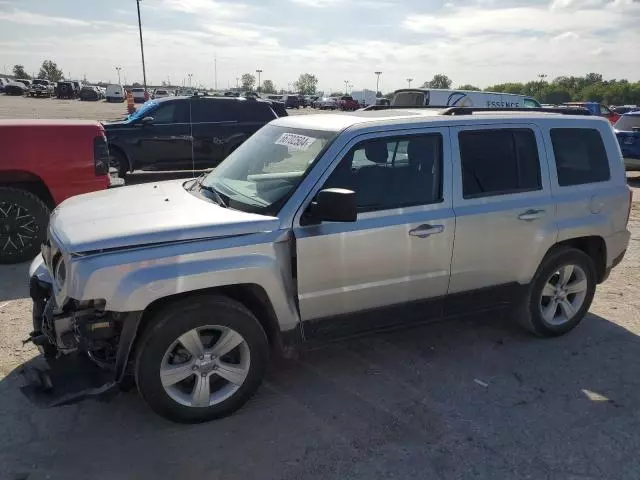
top-left (104, 95), bottom-right (287, 176)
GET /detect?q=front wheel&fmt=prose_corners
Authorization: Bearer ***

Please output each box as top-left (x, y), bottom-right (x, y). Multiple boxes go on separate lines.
top-left (135, 296), bottom-right (269, 423)
top-left (517, 247), bottom-right (596, 337)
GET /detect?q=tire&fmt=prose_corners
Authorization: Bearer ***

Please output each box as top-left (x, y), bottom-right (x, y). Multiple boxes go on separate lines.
top-left (109, 149), bottom-right (129, 178)
top-left (517, 247), bottom-right (596, 337)
top-left (135, 295), bottom-right (269, 423)
top-left (0, 188), bottom-right (50, 264)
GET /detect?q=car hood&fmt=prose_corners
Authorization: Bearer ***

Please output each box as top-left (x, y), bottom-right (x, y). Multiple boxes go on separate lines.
top-left (50, 180), bottom-right (280, 253)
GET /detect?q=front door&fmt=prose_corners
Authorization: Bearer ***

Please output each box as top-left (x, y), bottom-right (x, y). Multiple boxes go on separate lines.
top-left (134, 99), bottom-right (192, 170)
top-left (293, 128), bottom-right (455, 339)
top-left (447, 124), bottom-right (557, 313)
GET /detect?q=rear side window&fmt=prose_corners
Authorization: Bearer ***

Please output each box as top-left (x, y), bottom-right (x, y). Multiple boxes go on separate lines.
top-left (550, 128), bottom-right (610, 186)
top-left (459, 129), bottom-right (541, 198)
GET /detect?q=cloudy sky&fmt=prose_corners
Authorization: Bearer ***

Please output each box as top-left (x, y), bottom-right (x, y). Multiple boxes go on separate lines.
top-left (0, 0), bottom-right (638, 92)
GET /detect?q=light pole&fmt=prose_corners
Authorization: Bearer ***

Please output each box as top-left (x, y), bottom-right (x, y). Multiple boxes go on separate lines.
top-left (236, 77), bottom-right (239, 89)
top-left (255, 69), bottom-right (262, 93)
top-left (115, 66), bottom-right (122, 85)
top-left (188, 73), bottom-right (193, 87)
top-left (374, 71), bottom-right (382, 96)
top-left (136, 0), bottom-right (147, 92)
top-left (406, 77), bottom-right (413, 88)
top-left (344, 80), bottom-right (349, 94)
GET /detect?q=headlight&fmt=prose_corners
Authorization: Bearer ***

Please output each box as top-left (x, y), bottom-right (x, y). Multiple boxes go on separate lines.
top-left (53, 256), bottom-right (66, 288)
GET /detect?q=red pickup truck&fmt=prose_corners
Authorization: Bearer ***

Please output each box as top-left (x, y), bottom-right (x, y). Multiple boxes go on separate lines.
top-left (338, 95), bottom-right (360, 111)
top-left (0, 120), bottom-right (113, 263)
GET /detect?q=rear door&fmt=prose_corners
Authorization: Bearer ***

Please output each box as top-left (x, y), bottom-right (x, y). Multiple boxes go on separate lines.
top-left (447, 124), bottom-right (557, 312)
top-left (191, 99), bottom-right (276, 168)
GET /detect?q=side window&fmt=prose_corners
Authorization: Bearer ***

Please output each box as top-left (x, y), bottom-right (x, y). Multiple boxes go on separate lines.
top-left (323, 134), bottom-right (443, 212)
top-left (247, 103), bottom-right (277, 122)
top-left (599, 104), bottom-right (611, 115)
top-left (459, 129), bottom-right (541, 199)
top-left (550, 128), bottom-right (610, 186)
top-left (190, 99), bottom-right (231, 122)
top-left (151, 103), bottom-right (176, 124)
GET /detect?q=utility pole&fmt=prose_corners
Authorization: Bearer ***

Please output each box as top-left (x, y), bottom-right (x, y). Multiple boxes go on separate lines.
top-left (374, 71), bottom-right (382, 96)
top-left (136, 0), bottom-right (148, 92)
top-left (214, 56), bottom-right (218, 90)
top-left (115, 66), bottom-right (122, 84)
top-left (406, 77), bottom-right (413, 88)
top-left (256, 69), bottom-right (262, 93)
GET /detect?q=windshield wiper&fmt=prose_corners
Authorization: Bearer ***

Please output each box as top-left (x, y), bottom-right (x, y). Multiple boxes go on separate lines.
top-left (199, 183), bottom-right (227, 208)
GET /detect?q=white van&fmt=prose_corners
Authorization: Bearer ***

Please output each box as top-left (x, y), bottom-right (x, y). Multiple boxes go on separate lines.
top-left (391, 88), bottom-right (541, 109)
top-left (106, 84), bottom-right (125, 103)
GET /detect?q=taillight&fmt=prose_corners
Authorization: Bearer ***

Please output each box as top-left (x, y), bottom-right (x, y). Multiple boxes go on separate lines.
top-left (93, 135), bottom-right (110, 176)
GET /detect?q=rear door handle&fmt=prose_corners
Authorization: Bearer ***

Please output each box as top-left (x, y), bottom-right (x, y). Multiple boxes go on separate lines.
top-left (408, 224), bottom-right (445, 238)
top-left (518, 209), bottom-right (545, 221)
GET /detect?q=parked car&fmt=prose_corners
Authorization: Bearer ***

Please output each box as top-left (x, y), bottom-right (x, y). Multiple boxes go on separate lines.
top-left (131, 87), bottom-right (149, 103)
top-left (105, 84), bottom-right (125, 102)
top-left (282, 94), bottom-right (301, 109)
top-left (56, 81), bottom-right (76, 99)
top-left (563, 102), bottom-right (620, 124)
top-left (611, 105), bottom-right (639, 115)
top-left (614, 111), bottom-right (640, 170)
top-left (391, 88), bottom-right (542, 108)
top-left (104, 95), bottom-right (287, 177)
top-left (314, 97), bottom-right (338, 109)
top-left (0, 77), bottom-right (10, 93)
top-left (152, 89), bottom-right (171, 99)
top-left (375, 97), bottom-right (391, 106)
top-left (14, 79), bottom-right (31, 88)
top-left (23, 107), bottom-right (630, 422)
top-left (4, 80), bottom-right (28, 96)
top-left (79, 86), bottom-right (101, 101)
top-left (337, 95), bottom-right (360, 111)
top-left (0, 120), bottom-right (115, 263)
top-left (28, 79), bottom-right (53, 98)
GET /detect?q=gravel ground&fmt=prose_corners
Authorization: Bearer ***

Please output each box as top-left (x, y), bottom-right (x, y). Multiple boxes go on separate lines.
top-left (1, 95), bottom-right (640, 480)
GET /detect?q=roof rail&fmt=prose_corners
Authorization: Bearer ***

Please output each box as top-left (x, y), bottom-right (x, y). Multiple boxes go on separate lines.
top-left (360, 105), bottom-right (591, 115)
top-left (440, 106), bottom-right (591, 116)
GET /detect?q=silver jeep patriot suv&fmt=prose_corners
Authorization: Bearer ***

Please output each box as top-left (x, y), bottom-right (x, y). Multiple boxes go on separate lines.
top-left (26, 107), bottom-right (631, 423)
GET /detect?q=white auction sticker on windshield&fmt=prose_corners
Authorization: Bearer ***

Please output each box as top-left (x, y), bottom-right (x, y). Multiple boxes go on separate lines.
top-left (275, 133), bottom-right (316, 151)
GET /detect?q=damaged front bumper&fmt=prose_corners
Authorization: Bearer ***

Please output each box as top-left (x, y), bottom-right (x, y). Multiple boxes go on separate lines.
top-left (22, 257), bottom-right (142, 407)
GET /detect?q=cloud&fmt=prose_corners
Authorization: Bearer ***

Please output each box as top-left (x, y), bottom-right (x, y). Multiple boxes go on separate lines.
top-left (0, 8), bottom-right (88, 26)
top-left (551, 31), bottom-right (580, 41)
top-left (159, 0), bottom-right (249, 17)
top-left (289, 0), bottom-right (341, 6)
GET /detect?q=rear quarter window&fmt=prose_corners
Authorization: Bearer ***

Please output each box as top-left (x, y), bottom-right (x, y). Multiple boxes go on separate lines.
top-left (550, 128), bottom-right (610, 186)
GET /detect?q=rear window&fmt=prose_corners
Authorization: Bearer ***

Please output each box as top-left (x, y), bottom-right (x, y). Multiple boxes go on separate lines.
top-left (392, 91), bottom-right (428, 106)
top-left (459, 129), bottom-right (541, 198)
top-left (132, 88), bottom-right (144, 92)
top-left (550, 128), bottom-right (610, 186)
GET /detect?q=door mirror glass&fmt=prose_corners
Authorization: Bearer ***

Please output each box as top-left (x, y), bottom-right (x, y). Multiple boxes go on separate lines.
top-left (311, 188), bottom-right (357, 223)
top-left (140, 116), bottom-right (154, 125)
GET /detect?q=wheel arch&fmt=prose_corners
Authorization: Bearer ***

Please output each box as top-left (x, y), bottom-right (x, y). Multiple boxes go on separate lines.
top-left (0, 170), bottom-right (55, 208)
top-left (550, 236), bottom-right (607, 283)
top-left (108, 143), bottom-right (132, 173)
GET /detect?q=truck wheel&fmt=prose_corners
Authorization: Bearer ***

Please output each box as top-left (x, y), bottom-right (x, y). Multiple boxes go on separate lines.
top-left (135, 295), bottom-right (269, 423)
top-left (0, 188), bottom-right (50, 264)
top-left (516, 247), bottom-right (596, 337)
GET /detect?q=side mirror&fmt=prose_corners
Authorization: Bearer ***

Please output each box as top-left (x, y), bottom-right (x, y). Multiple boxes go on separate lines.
top-left (140, 116), bottom-right (154, 126)
top-left (308, 188), bottom-right (357, 223)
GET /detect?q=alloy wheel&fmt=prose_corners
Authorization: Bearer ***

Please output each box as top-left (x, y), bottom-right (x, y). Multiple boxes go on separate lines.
top-left (160, 325), bottom-right (251, 408)
top-left (539, 264), bottom-right (588, 326)
top-left (0, 201), bottom-right (38, 257)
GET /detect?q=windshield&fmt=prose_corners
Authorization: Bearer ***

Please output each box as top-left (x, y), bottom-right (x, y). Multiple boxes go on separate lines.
top-left (128, 100), bottom-right (157, 121)
top-left (614, 114), bottom-right (640, 131)
top-left (202, 125), bottom-right (337, 215)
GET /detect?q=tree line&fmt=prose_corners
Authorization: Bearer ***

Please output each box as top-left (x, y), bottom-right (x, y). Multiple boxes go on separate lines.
top-left (12, 61), bottom-right (65, 82)
top-left (419, 73), bottom-right (640, 106)
top-left (240, 72), bottom-right (319, 95)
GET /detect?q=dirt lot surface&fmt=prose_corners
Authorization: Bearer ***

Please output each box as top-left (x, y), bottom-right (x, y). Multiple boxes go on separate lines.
top-left (1, 95), bottom-right (640, 480)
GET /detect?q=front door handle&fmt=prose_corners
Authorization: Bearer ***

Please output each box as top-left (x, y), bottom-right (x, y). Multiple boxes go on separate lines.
top-left (408, 224), bottom-right (445, 238)
top-left (518, 209), bottom-right (545, 221)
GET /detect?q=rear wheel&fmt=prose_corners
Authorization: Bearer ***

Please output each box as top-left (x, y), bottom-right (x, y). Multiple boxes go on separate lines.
top-left (135, 296), bottom-right (269, 423)
top-left (109, 150), bottom-right (128, 178)
top-left (517, 247), bottom-right (596, 337)
top-left (0, 187), bottom-right (50, 264)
